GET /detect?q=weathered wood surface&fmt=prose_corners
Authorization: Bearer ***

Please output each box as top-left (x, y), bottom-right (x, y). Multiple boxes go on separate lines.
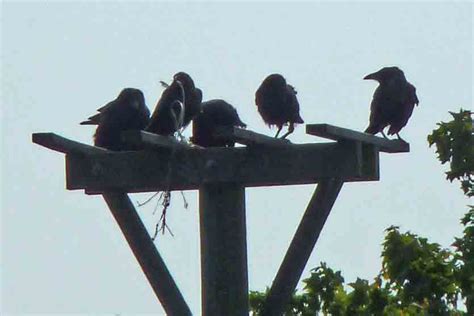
top-left (122, 130), bottom-right (194, 150)
top-left (65, 142), bottom-right (378, 194)
top-left (102, 192), bottom-right (191, 316)
top-left (262, 178), bottom-right (344, 316)
top-left (199, 183), bottom-right (248, 316)
top-left (306, 124), bottom-right (410, 153)
top-left (32, 133), bottom-right (106, 155)
top-left (215, 126), bottom-right (291, 147)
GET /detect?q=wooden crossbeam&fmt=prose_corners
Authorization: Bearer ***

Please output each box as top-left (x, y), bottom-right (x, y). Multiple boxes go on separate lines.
top-left (122, 130), bottom-right (195, 150)
top-left (32, 133), bottom-right (106, 155)
top-left (215, 126), bottom-right (291, 147)
top-left (306, 124), bottom-right (410, 153)
top-left (262, 178), bottom-right (344, 316)
top-left (64, 142), bottom-right (377, 194)
top-left (102, 192), bottom-right (191, 316)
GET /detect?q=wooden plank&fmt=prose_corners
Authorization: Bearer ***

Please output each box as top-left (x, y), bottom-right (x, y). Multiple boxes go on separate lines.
top-left (102, 192), bottom-right (191, 316)
top-left (32, 133), bottom-right (106, 155)
top-left (122, 130), bottom-right (194, 150)
top-left (65, 142), bottom-right (378, 193)
top-left (215, 126), bottom-right (291, 147)
top-left (261, 178), bottom-right (344, 316)
top-left (306, 124), bottom-right (410, 153)
top-left (199, 183), bottom-right (248, 316)
top-left (361, 143), bottom-right (380, 180)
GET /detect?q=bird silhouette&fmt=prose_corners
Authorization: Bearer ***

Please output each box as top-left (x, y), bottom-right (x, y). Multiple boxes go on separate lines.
top-left (146, 72), bottom-right (202, 136)
top-left (255, 74), bottom-right (304, 139)
top-left (364, 67), bottom-right (419, 141)
top-left (80, 88), bottom-right (150, 151)
top-left (191, 99), bottom-right (247, 147)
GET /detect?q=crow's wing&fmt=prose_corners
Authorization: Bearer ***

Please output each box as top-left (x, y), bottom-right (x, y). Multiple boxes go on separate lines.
top-left (387, 82), bottom-right (419, 135)
top-left (365, 86), bottom-right (387, 134)
top-left (80, 99), bottom-right (118, 125)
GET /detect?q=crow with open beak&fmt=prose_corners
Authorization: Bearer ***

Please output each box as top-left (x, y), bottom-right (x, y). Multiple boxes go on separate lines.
top-left (146, 72), bottom-right (202, 136)
top-left (364, 67), bottom-right (419, 141)
top-left (80, 88), bottom-right (150, 151)
top-left (191, 99), bottom-right (247, 147)
top-left (255, 73), bottom-right (304, 139)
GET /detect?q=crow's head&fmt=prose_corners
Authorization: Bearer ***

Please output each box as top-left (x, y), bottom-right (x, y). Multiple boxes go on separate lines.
top-left (228, 106), bottom-right (247, 128)
top-left (235, 116), bottom-right (247, 128)
top-left (364, 67), bottom-right (405, 83)
top-left (117, 88), bottom-right (145, 109)
top-left (262, 73), bottom-right (287, 89)
top-left (173, 72), bottom-right (195, 89)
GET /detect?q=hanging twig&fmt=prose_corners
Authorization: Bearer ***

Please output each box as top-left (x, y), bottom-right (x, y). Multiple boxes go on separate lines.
top-left (151, 191), bottom-right (175, 240)
top-left (180, 191), bottom-right (189, 209)
top-left (137, 191), bottom-right (161, 207)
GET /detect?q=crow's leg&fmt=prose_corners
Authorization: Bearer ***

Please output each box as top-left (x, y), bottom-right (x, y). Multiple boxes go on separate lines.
top-left (275, 125), bottom-right (283, 138)
top-left (280, 123), bottom-right (295, 139)
top-left (381, 130), bottom-right (389, 139)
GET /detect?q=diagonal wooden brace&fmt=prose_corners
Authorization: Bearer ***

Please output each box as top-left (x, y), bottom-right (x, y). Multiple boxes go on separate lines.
top-left (262, 178), bottom-right (344, 316)
top-left (102, 192), bottom-right (191, 316)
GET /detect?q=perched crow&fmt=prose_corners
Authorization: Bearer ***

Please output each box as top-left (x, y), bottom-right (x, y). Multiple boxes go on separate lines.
top-left (80, 88), bottom-right (150, 151)
top-left (146, 72), bottom-right (202, 136)
top-left (191, 99), bottom-right (247, 147)
top-left (364, 67), bottom-right (419, 140)
top-left (255, 73), bottom-right (304, 139)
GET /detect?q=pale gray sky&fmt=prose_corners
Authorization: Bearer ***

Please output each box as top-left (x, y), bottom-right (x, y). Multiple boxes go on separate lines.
top-left (2, 1), bottom-right (472, 315)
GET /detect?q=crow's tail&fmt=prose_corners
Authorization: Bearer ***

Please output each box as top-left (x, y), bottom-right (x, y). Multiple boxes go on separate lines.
top-left (364, 125), bottom-right (378, 134)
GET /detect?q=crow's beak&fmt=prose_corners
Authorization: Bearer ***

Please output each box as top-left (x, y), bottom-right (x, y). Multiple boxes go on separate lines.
top-left (363, 72), bottom-right (378, 80)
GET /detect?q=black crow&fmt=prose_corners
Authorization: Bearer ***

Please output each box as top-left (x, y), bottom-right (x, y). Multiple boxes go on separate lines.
top-left (146, 72), bottom-right (202, 136)
top-left (255, 73), bottom-right (304, 139)
top-left (364, 67), bottom-right (419, 140)
top-left (80, 88), bottom-right (150, 151)
top-left (191, 99), bottom-right (247, 147)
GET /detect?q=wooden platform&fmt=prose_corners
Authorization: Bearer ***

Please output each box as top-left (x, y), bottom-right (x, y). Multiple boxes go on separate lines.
top-left (32, 123), bottom-right (409, 316)
top-left (32, 124), bottom-right (407, 194)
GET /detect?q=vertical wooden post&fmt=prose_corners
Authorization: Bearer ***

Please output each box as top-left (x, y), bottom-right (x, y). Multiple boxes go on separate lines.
top-left (199, 183), bottom-right (248, 316)
top-left (262, 178), bottom-right (344, 316)
top-left (102, 192), bottom-right (192, 316)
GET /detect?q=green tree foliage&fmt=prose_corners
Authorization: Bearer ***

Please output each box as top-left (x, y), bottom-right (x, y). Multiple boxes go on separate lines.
top-left (453, 208), bottom-right (474, 313)
top-left (428, 109), bottom-right (473, 196)
top-left (429, 109), bottom-right (474, 312)
top-left (250, 110), bottom-right (473, 315)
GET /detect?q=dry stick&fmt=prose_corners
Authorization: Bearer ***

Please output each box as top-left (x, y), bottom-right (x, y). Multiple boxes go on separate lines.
top-left (154, 192), bottom-right (174, 239)
top-left (180, 191), bottom-right (189, 209)
top-left (137, 191), bottom-right (161, 207)
top-left (175, 80), bottom-right (186, 131)
top-left (159, 80), bottom-right (170, 88)
top-left (152, 192), bottom-right (165, 215)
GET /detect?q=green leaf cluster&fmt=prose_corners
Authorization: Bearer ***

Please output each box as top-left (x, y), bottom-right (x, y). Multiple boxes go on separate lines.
top-left (380, 226), bottom-right (459, 314)
top-left (428, 109), bottom-right (474, 196)
top-left (452, 206), bottom-right (474, 313)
